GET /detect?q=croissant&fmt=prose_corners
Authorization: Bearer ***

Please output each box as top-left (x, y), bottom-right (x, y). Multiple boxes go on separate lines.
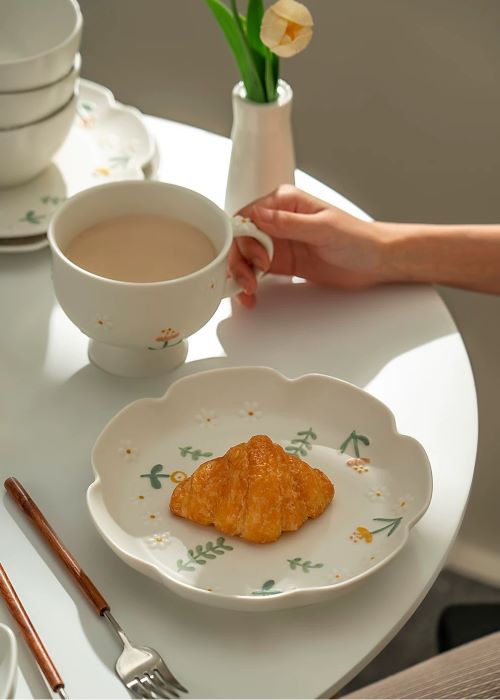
top-left (170, 434), bottom-right (334, 543)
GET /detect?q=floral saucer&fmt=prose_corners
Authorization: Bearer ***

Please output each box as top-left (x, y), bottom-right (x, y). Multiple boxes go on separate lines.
top-left (0, 79), bottom-right (156, 254)
top-left (88, 367), bottom-right (433, 611)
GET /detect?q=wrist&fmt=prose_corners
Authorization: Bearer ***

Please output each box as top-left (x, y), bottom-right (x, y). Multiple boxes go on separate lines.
top-left (371, 222), bottom-right (433, 284)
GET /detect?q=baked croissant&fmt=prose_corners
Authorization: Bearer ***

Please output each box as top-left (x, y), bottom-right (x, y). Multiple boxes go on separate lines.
top-left (170, 434), bottom-right (334, 543)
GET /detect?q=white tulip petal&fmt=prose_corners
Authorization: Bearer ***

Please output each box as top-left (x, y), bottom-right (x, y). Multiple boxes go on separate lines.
top-left (271, 27), bottom-right (313, 57)
top-left (270, 0), bottom-right (313, 27)
top-left (260, 9), bottom-right (288, 49)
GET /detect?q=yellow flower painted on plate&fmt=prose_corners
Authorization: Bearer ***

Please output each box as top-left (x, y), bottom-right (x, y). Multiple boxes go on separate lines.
top-left (170, 470), bottom-right (187, 484)
top-left (349, 526), bottom-right (373, 544)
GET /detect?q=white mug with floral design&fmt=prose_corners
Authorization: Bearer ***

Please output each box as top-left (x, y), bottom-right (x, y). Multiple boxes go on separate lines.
top-left (48, 180), bottom-right (273, 376)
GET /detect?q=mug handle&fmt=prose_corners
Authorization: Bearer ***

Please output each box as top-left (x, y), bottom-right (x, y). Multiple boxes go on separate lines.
top-left (224, 215), bottom-right (274, 298)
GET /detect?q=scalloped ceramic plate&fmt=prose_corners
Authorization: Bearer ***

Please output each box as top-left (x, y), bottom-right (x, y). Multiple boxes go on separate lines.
top-left (0, 624), bottom-right (17, 700)
top-left (88, 367), bottom-right (432, 611)
top-left (0, 79), bottom-right (155, 251)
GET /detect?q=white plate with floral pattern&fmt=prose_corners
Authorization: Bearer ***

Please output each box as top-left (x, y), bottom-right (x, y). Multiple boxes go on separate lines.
top-left (88, 367), bottom-right (432, 611)
top-left (0, 79), bottom-right (155, 253)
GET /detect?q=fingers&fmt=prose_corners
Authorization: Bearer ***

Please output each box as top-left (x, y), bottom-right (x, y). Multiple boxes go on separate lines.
top-left (237, 184), bottom-right (327, 218)
top-left (251, 205), bottom-right (326, 244)
top-left (235, 236), bottom-right (271, 273)
top-left (228, 242), bottom-right (257, 296)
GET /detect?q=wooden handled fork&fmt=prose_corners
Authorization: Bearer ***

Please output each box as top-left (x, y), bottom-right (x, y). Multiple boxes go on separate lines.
top-left (4, 477), bottom-right (187, 699)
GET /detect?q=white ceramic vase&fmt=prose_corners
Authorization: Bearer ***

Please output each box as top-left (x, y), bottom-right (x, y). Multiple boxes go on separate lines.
top-left (224, 79), bottom-right (295, 215)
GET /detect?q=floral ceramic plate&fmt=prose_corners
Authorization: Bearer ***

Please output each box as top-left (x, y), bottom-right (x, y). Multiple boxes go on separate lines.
top-left (0, 79), bottom-right (156, 253)
top-left (88, 367), bottom-right (432, 611)
top-left (0, 624), bottom-right (17, 700)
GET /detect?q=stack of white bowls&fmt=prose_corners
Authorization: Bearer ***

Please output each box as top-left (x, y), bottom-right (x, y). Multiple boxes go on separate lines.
top-left (0, 0), bottom-right (82, 188)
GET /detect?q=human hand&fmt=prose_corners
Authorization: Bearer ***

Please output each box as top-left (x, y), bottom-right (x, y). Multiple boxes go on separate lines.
top-left (228, 185), bottom-right (393, 308)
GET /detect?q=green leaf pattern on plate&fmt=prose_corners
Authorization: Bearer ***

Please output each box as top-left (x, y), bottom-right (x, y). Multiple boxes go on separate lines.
top-left (179, 446), bottom-right (213, 460)
top-left (287, 557), bottom-right (324, 573)
top-left (285, 428), bottom-right (317, 457)
top-left (177, 537), bottom-right (234, 572)
top-left (251, 579), bottom-right (282, 596)
top-left (140, 464), bottom-right (170, 489)
top-left (339, 430), bottom-right (370, 458)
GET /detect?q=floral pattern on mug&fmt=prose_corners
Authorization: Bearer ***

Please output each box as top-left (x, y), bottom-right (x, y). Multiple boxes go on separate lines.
top-left (95, 314), bottom-right (112, 330)
top-left (149, 327), bottom-right (182, 350)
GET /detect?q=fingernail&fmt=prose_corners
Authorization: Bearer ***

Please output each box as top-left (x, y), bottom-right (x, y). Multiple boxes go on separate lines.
top-left (236, 275), bottom-right (251, 293)
top-left (251, 257), bottom-right (267, 273)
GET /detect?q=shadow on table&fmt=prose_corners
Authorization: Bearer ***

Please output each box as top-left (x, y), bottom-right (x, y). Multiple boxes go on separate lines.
top-left (0, 248), bottom-right (54, 376)
top-left (216, 277), bottom-right (457, 388)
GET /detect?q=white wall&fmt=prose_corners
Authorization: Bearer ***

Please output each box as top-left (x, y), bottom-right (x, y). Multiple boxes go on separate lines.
top-left (79, 0), bottom-right (500, 585)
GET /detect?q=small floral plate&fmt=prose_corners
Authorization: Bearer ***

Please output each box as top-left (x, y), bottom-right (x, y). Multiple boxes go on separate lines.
top-left (88, 367), bottom-right (432, 611)
top-left (0, 79), bottom-right (155, 253)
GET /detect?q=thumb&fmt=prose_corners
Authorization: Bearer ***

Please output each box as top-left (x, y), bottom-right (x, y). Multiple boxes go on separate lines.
top-left (252, 205), bottom-right (318, 243)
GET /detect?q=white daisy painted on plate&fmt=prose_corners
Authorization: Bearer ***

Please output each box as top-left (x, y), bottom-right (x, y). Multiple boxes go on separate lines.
top-left (196, 409), bottom-right (217, 427)
top-left (394, 493), bottom-right (414, 511)
top-left (367, 486), bottom-right (390, 502)
top-left (361, 547), bottom-right (384, 569)
top-left (143, 512), bottom-right (161, 524)
top-left (326, 568), bottom-right (349, 584)
top-left (130, 494), bottom-right (147, 506)
top-left (238, 401), bottom-right (262, 420)
top-left (95, 314), bottom-right (112, 330)
top-left (118, 441), bottom-right (139, 462)
top-left (145, 532), bottom-right (171, 549)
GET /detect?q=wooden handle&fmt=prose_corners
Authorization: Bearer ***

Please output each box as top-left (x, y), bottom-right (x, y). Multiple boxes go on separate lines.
top-left (4, 477), bottom-right (109, 616)
top-left (0, 564), bottom-right (64, 692)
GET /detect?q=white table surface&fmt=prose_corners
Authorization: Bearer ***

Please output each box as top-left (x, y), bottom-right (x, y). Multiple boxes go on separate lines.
top-left (0, 114), bottom-right (477, 700)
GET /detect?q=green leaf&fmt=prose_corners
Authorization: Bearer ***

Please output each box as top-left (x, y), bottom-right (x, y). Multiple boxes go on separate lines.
top-left (246, 0), bottom-right (265, 54)
top-left (150, 475), bottom-right (162, 489)
top-left (204, 552), bottom-right (216, 559)
top-left (196, 544), bottom-right (204, 554)
top-left (356, 434), bottom-right (370, 446)
top-left (205, 0), bottom-right (265, 102)
top-left (262, 579), bottom-right (275, 590)
top-left (229, 0), bottom-right (266, 102)
top-left (151, 464), bottom-right (163, 474)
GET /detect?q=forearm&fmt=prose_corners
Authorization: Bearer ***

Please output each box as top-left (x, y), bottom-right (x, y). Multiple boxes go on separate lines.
top-left (377, 222), bottom-right (500, 294)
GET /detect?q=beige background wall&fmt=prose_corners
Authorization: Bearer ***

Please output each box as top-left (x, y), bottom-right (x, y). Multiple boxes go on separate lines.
top-left (79, 0), bottom-right (500, 583)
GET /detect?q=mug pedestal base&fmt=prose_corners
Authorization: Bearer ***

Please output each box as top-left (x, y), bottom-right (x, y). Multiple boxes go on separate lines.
top-left (88, 339), bottom-right (188, 377)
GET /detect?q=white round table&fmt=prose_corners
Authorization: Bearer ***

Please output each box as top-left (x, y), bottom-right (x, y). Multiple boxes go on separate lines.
top-left (0, 115), bottom-right (477, 699)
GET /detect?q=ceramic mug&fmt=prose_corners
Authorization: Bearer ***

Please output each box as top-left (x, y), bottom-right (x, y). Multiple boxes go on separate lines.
top-left (48, 180), bottom-right (273, 377)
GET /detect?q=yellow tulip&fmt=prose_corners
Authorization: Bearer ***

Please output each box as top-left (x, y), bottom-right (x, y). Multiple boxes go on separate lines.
top-left (260, 0), bottom-right (313, 58)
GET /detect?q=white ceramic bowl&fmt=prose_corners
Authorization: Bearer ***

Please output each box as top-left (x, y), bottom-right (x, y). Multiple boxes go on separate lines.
top-left (0, 624), bottom-right (17, 700)
top-left (0, 53), bottom-right (80, 129)
top-left (0, 94), bottom-right (76, 188)
top-left (0, 0), bottom-right (82, 92)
